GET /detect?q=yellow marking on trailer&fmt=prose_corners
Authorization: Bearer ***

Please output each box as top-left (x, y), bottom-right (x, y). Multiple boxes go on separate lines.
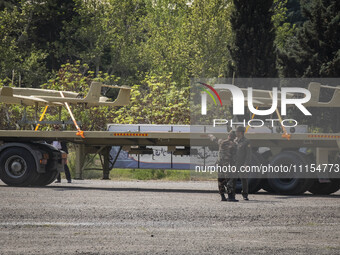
top-left (113, 133), bottom-right (148, 137)
top-left (307, 134), bottom-right (340, 139)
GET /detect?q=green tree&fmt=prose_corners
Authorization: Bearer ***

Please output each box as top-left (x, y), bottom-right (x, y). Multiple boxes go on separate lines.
top-left (31, 0), bottom-right (77, 70)
top-left (0, 1), bottom-right (76, 87)
top-left (278, 0), bottom-right (340, 132)
top-left (139, 0), bottom-right (191, 86)
top-left (113, 74), bottom-right (189, 124)
top-left (278, 0), bottom-right (340, 78)
top-left (0, 0), bottom-right (17, 11)
top-left (188, 0), bottom-right (232, 78)
top-left (272, 0), bottom-right (297, 51)
top-left (0, 3), bottom-right (48, 87)
top-left (286, 0), bottom-right (305, 26)
top-left (139, 0), bottom-right (233, 86)
top-left (228, 0), bottom-right (278, 78)
top-left (60, 0), bottom-right (145, 82)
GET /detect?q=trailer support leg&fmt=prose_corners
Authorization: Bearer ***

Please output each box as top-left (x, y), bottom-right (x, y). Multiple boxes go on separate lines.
top-left (75, 144), bottom-right (85, 180)
top-left (316, 148), bottom-right (328, 166)
top-left (102, 147), bottom-right (111, 180)
top-left (316, 148), bottom-right (329, 179)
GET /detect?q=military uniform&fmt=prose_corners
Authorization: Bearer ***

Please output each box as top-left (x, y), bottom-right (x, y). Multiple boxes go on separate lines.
top-left (54, 141), bottom-right (71, 183)
top-left (211, 135), bottom-right (237, 196)
top-left (235, 136), bottom-right (252, 198)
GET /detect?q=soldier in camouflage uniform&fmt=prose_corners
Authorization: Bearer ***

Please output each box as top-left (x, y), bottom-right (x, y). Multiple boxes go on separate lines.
top-left (209, 131), bottom-right (238, 202)
top-left (235, 126), bottom-right (252, 200)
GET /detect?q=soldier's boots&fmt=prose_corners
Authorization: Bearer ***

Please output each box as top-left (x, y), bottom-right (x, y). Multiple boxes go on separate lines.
top-left (242, 194), bottom-right (249, 201)
top-left (221, 194), bottom-right (227, 201)
top-left (226, 193), bottom-right (239, 202)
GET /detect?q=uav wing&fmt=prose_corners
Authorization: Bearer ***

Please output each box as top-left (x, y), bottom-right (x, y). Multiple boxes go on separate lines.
top-left (304, 82), bottom-right (340, 107)
top-left (0, 82), bottom-right (131, 107)
top-left (0, 86), bottom-right (63, 106)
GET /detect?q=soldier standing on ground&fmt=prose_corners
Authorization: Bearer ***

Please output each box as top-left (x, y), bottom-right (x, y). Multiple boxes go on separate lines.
top-left (54, 141), bottom-right (72, 183)
top-left (52, 125), bottom-right (72, 184)
top-left (209, 131), bottom-right (238, 202)
top-left (235, 126), bottom-right (252, 200)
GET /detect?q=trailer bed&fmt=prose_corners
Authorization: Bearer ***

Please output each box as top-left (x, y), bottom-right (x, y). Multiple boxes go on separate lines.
top-left (0, 130), bottom-right (339, 149)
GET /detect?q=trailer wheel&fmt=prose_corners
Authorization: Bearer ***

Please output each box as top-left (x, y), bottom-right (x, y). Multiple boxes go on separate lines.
top-left (257, 151), bottom-right (275, 193)
top-left (308, 179), bottom-right (340, 195)
top-left (0, 148), bottom-right (39, 186)
top-left (261, 179), bottom-right (276, 193)
top-left (267, 151), bottom-right (314, 195)
top-left (236, 178), bottom-right (263, 194)
top-left (32, 171), bottom-right (59, 186)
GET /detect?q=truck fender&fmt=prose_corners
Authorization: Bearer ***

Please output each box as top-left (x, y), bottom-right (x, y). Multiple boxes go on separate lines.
top-left (0, 143), bottom-right (45, 173)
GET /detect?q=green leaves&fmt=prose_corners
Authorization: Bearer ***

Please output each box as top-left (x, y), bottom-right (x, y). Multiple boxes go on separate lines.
top-left (1, 0), bottom-right (338, 131)
top-left (272, 0), bottom-right (297, 50)
top-left (0, 1), bottom-right (76, 87)
top-left (278, 0), bottom-right (340, 78)
top-left (229, 0), bottom-right (278, 78)
top-left (113, 74), bottom-right (189, 125)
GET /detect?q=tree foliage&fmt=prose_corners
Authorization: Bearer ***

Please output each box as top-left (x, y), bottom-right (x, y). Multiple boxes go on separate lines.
top-left (278, 0), bottom-right (340, 78)
top-left (0, 0), bottom-right (338, 130)
top-left (114, 74), bottom-right (189, 124)
top-left (277, 0), bottom-right (340, 132)
top-left (272, 0), bottom-right (297, 50)
top-left (59, 0), bottom-right (146, 81)
top-left (228, 0), bottom-right (278, 78)
top-left (0, 1), bottom-right (77, 87)
top-left (139, 0), bottom-right (232, 85)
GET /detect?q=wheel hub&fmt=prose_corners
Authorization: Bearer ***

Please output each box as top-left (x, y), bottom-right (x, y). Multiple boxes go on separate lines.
top-left (11, 161), bottom-right (22, 172)
top-left (5, 156), bottom-right (27, 178)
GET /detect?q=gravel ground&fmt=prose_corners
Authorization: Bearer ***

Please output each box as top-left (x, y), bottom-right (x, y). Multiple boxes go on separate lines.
top-left (0, 179), bottom-right (339, 255)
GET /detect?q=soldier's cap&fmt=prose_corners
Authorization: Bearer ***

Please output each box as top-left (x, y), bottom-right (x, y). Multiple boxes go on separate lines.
top-left (236, 126), bottom-right (245, 133)
top-left (228, 131), bottom-right (236, 139)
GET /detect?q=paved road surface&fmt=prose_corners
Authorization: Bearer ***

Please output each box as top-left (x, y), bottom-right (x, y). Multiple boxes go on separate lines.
top-left (0, 180), bottom-right (339, 254)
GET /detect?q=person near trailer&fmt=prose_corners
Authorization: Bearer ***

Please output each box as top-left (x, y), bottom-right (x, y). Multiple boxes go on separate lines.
top-left (54, 141), bottom-right (71, 183)
top-left (209, 130), bottom-right (238, 202)
top-left (235, 126), bottom-right (252, 200)
top-left (52, 125), bottom-right (72, 183)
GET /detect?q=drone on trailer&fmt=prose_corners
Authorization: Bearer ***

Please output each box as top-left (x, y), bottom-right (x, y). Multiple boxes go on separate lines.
top-left (0, 82), bottom-right (131, 137)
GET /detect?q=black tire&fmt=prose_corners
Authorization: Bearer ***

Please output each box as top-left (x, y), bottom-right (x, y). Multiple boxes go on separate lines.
top-left (0, 148), bottom-right (40, 186)
top-left (308, 179), bottom-right (340, 195)
top-left (30, 143), bottom-right (61, 186)
top-left (32, 171), bottom-right (59, 186)
top-left (267, 151), bottom-right (314, 195)
top-left (235, 152), bottom-right (263, 194)
top-left (261, 179), bottom-right (276, 193)
top-left (235, 178), bottom-right (263, 194)
top-left (260, 150), bottom-right (272, 162)
top-left (258, 151), bottom-right (275, 193)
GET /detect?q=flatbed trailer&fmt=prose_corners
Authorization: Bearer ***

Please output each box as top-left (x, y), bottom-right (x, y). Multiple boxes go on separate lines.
top-left (0, 81), bottom-right (339, 194)
top-left (0, 129), bottom-right (339, 195)
top-left (1, 130), bottom-right (339, 148)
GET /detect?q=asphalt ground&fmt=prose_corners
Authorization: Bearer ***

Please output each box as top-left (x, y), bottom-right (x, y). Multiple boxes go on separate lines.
top-left (0, 180), bottom-right (339, 255)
